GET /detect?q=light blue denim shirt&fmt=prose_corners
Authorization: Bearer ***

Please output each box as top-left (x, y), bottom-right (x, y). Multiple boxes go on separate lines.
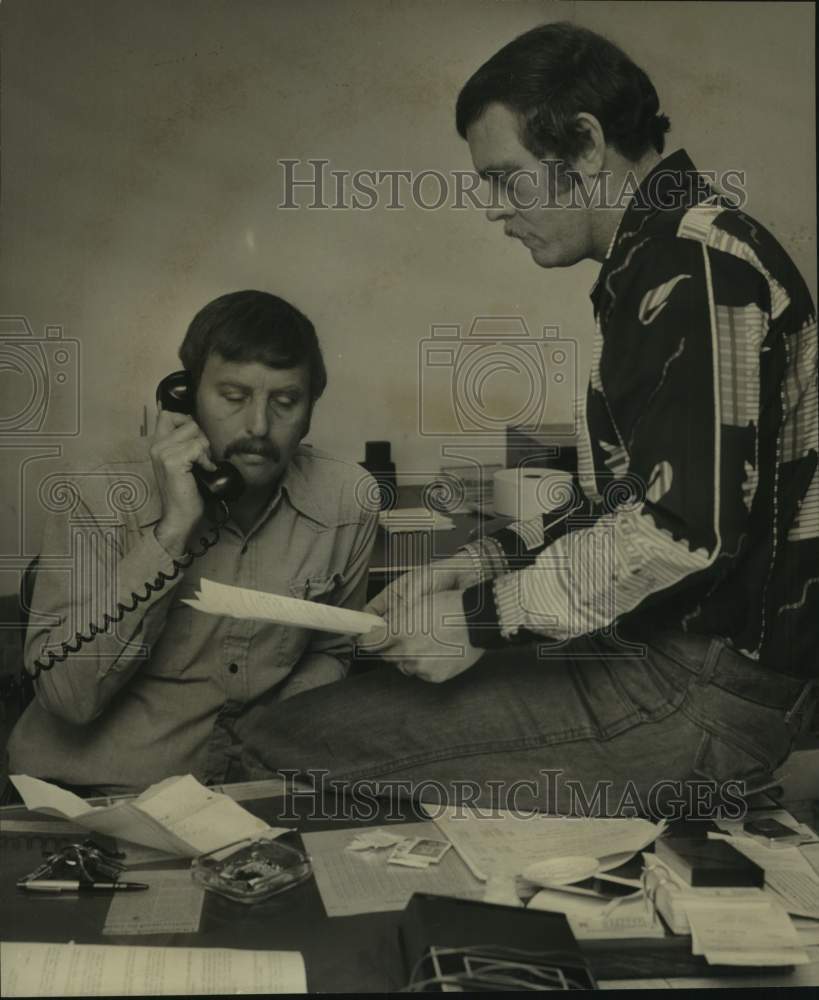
top-left (9, 438), bottom-right (378, 793)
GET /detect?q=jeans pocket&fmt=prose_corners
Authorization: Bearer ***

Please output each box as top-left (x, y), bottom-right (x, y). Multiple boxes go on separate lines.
top-left (684, 682), bottom-right (794, 786)
top-left (692, 729), bottom-right (777, 786)
top-left (605, 657), bottom-right (688, 723)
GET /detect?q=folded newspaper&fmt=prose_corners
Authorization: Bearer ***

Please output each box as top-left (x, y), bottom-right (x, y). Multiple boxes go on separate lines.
top-left (9, 774), bottom-right (288, 857)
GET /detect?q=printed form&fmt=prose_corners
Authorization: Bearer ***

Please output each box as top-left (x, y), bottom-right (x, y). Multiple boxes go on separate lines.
top-left (0, 942), bottom-right (306, 996)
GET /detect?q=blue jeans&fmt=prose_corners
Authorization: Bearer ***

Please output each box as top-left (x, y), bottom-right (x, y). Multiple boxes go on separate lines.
top-left (238, 628), bottom-right (800, 817)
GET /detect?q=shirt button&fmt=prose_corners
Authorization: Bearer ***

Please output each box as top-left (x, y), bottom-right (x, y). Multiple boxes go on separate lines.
top-left (229, 663), bottom-right (239, 674)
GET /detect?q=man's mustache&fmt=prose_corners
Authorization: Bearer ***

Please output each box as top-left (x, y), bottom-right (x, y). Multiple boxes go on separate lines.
top-left (225, 439), bottom-right (281, 462)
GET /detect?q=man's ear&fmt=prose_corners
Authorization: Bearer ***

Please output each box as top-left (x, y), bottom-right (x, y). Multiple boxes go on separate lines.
top-left (299, 404), bottom-right (314, 442)
top-left (570, 112), bottom-right (606, 177)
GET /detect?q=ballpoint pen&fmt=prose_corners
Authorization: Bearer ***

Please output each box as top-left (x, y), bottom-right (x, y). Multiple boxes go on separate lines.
top-left (17, 880), bottom-right (149, 893)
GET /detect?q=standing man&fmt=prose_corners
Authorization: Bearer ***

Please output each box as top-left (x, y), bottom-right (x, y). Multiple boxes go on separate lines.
top-left (242, 23), bottom-right (817, 815)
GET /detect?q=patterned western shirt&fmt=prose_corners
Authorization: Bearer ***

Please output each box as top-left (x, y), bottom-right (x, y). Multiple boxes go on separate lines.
top-left (462, 149), bottom-right (818, 679)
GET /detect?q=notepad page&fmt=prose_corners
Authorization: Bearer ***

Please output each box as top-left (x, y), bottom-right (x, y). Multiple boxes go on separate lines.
top-left (134, 775), bottom-right (286, 855)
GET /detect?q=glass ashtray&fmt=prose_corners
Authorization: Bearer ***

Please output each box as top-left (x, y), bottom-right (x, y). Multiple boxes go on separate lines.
top-left (191, 837), bottom-right (312, 904)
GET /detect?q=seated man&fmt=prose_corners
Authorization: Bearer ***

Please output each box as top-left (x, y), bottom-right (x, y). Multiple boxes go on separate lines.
top-left (238, 24), bottom-right (817, 817)
top-left (7, 290), bottom-right (378, 795)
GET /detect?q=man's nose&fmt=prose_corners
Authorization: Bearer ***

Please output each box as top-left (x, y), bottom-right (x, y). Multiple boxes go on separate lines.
top-left (486, 199), bottom-right (515, 223)
top-left (246, 399), bottom-right (271, 437)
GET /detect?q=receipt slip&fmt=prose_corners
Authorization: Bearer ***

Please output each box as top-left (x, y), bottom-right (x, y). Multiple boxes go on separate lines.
top-left (387, 837), bottom-right (451, 869)
top-left (685, 899), bottom-right (810, 966)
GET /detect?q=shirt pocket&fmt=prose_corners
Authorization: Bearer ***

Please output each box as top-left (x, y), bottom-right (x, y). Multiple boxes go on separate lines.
top-left (272, 574), bottom-right (343, 671)
top-left (287, 573), bottom-right (343, 603)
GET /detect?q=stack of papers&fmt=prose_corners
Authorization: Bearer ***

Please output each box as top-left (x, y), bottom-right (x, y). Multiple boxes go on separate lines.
top-left (10, 774), bottom-right (289, 857)
top-left (643, 853), bottom-right (767, 934)
top-left (685, 899), bottom-right (809, 966)
top-left (644, 834), bottom-right (818, 966)
top-left (183, 578), bottom-right (383, 636)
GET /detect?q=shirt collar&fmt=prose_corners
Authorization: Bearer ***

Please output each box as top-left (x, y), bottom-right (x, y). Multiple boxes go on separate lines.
top-left (590, 148), bottom-right (701, 308)
top-left (278, 447), bottom-right (330, 526)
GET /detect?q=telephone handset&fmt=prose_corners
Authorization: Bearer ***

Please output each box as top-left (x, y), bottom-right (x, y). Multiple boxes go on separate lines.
top-left (156, 371), bottom-right (245, 503)
top-left (27, 372), bottom-right (241, 679)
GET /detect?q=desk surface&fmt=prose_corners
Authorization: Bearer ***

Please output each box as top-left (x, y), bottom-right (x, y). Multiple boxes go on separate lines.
top-left (366, 483), bottom-right (496, 584)
top-left (3, 784), bottom-right (818, 993)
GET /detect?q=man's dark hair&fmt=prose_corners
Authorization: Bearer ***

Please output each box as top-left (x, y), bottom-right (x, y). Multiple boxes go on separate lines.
top-left (456, 22), bottom-right (670, 163)
top-left (179, 290), bottom-right (327, 402)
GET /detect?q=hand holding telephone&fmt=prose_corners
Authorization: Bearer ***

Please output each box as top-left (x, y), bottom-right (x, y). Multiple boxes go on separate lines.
top-left (156, 371), bottom-right (245, 504)
top-left (28, 372), bottom-right (243, 678)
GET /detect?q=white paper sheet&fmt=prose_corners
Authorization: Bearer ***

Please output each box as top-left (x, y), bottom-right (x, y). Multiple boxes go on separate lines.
top-left (423, 805), bottom-right (664, 880)
top-left (10, 774), bottom-right (289, 858)
top-left (301, 822), bottom-right (483, 917)
top-left (687, 899), bottom-right (799, 955)
top-left (134, 775), bottom-right (286, 855)
top-left (102, 869), bottom-right (205, 936)
top-left (182, 577), bottom-right (383, 635)
top-left (686, 899), bottom-right (809, 966)
top-left (803, 843), bottom-right (819, 879)
top-left (723, 836), bottom-right (819, 919)
top-left (0, 942), bottom-right (306, 996)
top-left (794, 919), bottom-right (819, 947)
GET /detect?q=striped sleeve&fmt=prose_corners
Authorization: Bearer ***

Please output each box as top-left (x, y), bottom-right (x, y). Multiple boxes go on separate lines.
top-left (458, 486), bottom-right (594, 583)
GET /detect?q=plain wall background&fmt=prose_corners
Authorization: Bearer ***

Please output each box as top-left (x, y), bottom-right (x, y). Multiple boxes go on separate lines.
top-left (0, 0), bottom-right (815, 562)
